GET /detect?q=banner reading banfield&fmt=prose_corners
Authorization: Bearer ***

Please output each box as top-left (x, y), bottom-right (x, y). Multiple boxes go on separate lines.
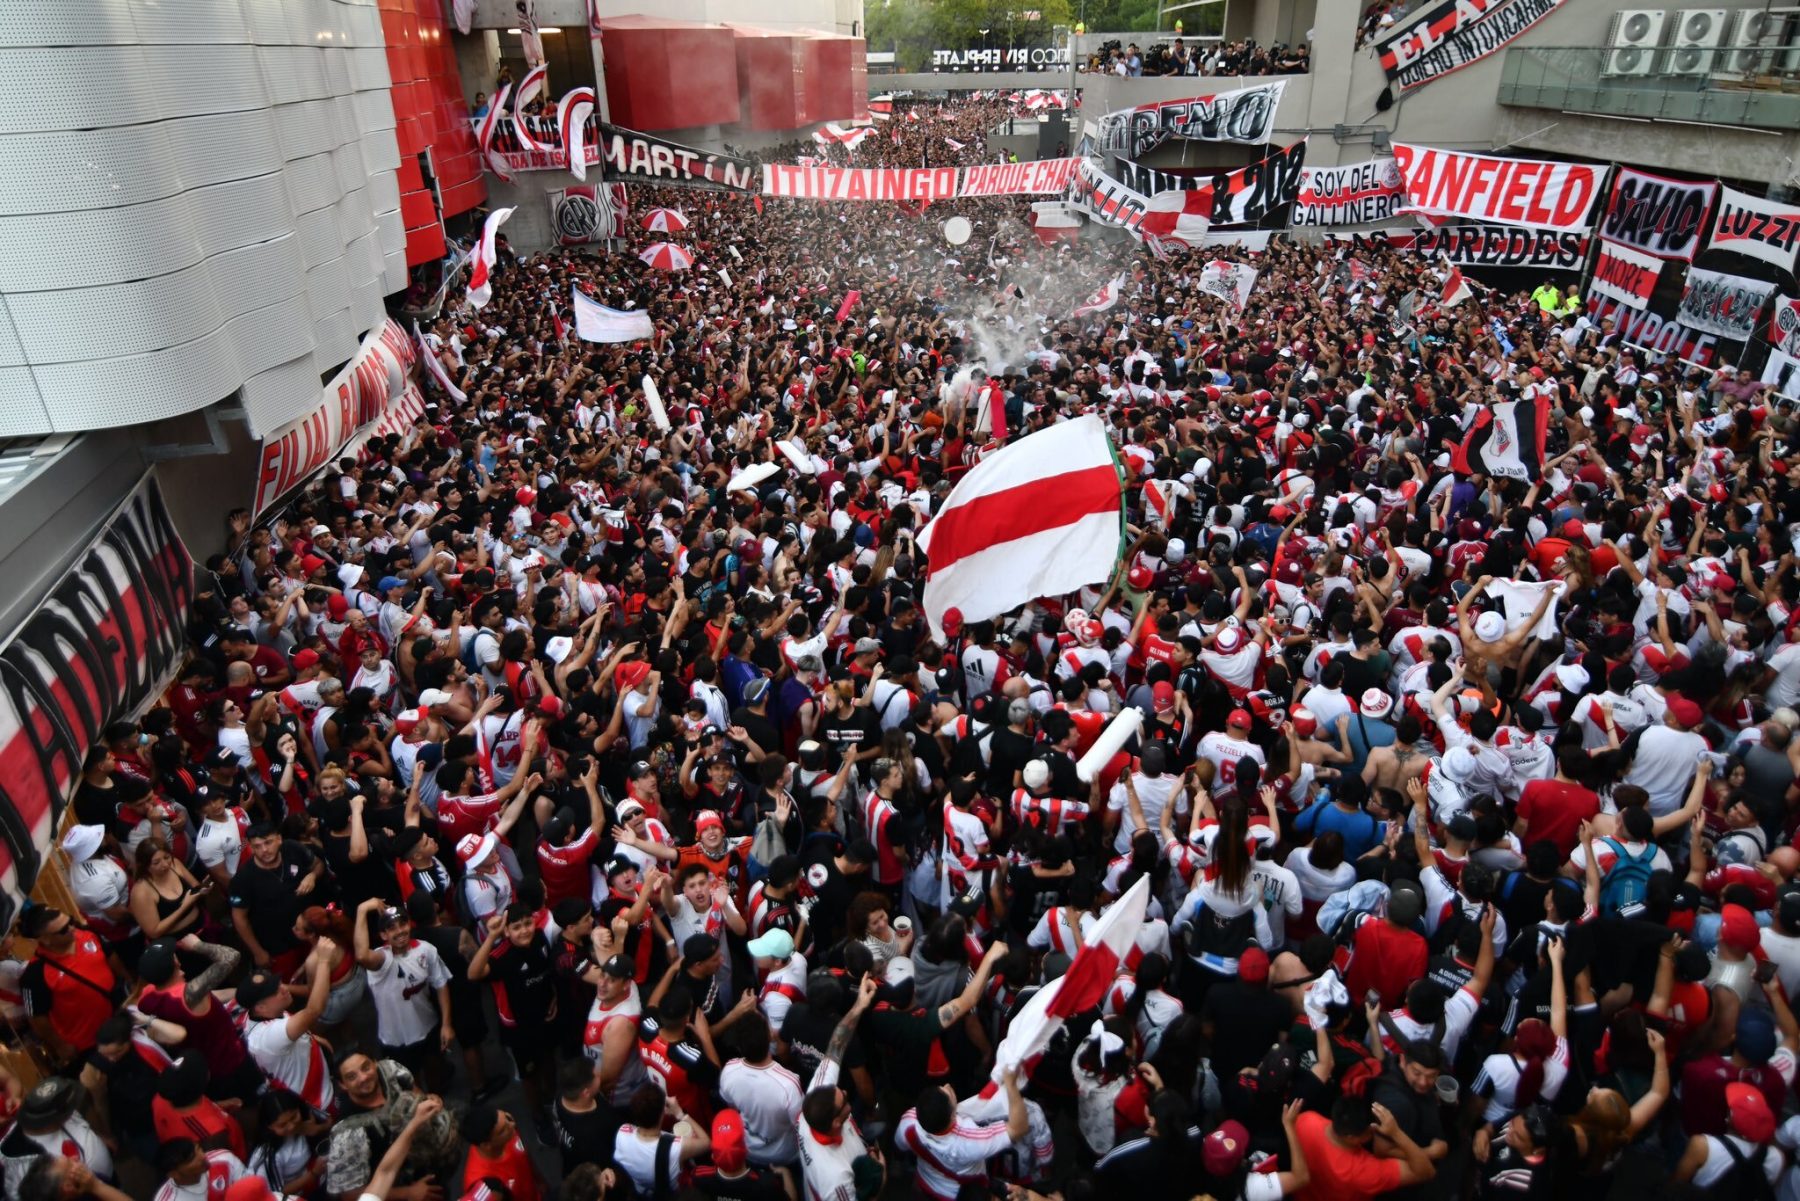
top-left (1391, 144), bottom-right (1602, 231)
top-left (1598, 168), bottom-right (1716, 261)
top-left (1378, 0), bottom-right (1573, 93)
top-left (255, 320), bottom-right (425, 517)
top-left (1091, 81), bottom-right (1286, 159)
top-left (1290, 158), bottom-right (1405, 226)
top-left (761, 158), bottom-right (1080, 201)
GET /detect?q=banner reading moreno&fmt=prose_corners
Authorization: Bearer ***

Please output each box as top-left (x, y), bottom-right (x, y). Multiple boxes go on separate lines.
top-left (762, 159), bottom-right (1080, 201)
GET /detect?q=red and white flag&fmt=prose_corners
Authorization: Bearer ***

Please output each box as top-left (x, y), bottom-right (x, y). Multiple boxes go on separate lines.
top-left (1074, 275), bottom-right (1125, 317)
top-left (466, 207), bottom-right (515, 311)
top-left (452, 0), bottom-right (474, 33)
top-left (1139, 190), bottom-right (1211, 245)
top-left (1441, 265), bottom-right (1473, 307)
top-left (991, 876), bottom-right (1150, 1081)
top-left (413, 323), bottom-right (466, 403)
top-left (513, 65), bottom-right (549, 153)
top-left (477, 82), bottom-right (513, 182)
top-left (558, 87), bottom-right (597, 180)
top-left (946, 137), bottom-right (967, 151)
top-left (917, 414), bottom-right (1123, 639)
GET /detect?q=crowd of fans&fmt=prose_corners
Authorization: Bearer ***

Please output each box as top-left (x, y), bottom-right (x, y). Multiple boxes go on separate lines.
top-left (1083, 39), bottom-right (1311, 77)
top-left (12, 93), bottom-right (1800, 1201)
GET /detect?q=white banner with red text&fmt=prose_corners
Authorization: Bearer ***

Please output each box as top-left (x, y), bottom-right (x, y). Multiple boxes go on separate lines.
top-left (1708, 187), bottom-right (1800, 274)
top-left (1392, 144), bottom-right (1603, 231)
top-left (254, 320), bottom-right (424, 517)
top-left (1589, 240), bottom-right (1664, 310)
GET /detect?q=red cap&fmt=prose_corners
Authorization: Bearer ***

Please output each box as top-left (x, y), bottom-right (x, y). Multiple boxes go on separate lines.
top-left (1561, 518), bottom-right (1585, 542)
top-left (1203, 1120), bottom-right (1251, 1176)
top-left (302, 554), bottom-right (326, 575)
top-left (394, 709), bottom-right (422, 735)
top-left (1290, 707), bottom-right (1318, 737)
top-left (1227, 709), bottom-right (1253, 731)
top-left (327, 594), bottom-right (349, 619)
top-left (1666, 695), bottom-right (1704, 728)
top-left (1709, 482), bottom-right (1729, 502)
top-left (712, 1109), bottom-right (748, 1170)
top-left (1239, 946), bottom-right (1270, 984)
top-left (1128, 564), bottom-right (1154, 590)
top-left (941, 607), bottom-right (964, 637)
top-left (1152, 681), bottom-right (1175, 713)
top-left (1275, 560), bottom-right (1303, 586)
top-left (292, 649), bottom-right (321, 671)
top-left (516, 487), bottom-right (536, 506)
top-left (1720, 903), bottom-right (1762, 953)
top-left (225, 1179), bottom-right (278, 1201)
top-left (537, 695), bottom-right (567, 720)
top-left (1726, 1082), bottom-right (1777, 1142)
top-left (617, 661), bottom-right (651, 692)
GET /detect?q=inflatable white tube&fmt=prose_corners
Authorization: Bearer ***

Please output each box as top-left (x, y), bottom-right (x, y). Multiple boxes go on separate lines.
top-left (726, 461), bottom-right (780, 494)
top-left (1076, 708), bottom-right (1142, 782)
top-left (641, 374), bottom-right (671, 432)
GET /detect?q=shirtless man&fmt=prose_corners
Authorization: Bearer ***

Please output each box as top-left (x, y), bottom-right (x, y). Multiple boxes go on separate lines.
top-left (1457, 575), bottom-right (1556, 688)
top-left (1362, 712), bottom-right (1432, 792)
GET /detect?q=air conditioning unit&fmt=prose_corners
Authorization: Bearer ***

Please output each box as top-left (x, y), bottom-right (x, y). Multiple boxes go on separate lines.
top-left (1665, 8), bottom-right (1729, 75)
top-left (1724, 9), bottom-right (1784, 73)
top-left (1604, 9), bottom-right (1667, 76)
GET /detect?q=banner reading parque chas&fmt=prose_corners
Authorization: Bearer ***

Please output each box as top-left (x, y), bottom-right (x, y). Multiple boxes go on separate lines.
top-left (1378, 0), bottom-right (1572, 94)
top-left (761, 158), bottom-right (1080, 201)
top-left (1391, 144), bottom-right (1602, 231)
top-left (255, 320), bottom-right (425, 517)
top-left (1090, 81), bottom-right (1286, 159)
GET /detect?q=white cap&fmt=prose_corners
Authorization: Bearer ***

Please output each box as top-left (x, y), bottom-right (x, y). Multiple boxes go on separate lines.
top-left (1474, 611), bottom-right (1506, 642)
top-left (62, 824), bottom-right (106, 864)
top-left (545, 636), bottom-right (574, 664)
top-left (416, 688), bottom-right (453, 709)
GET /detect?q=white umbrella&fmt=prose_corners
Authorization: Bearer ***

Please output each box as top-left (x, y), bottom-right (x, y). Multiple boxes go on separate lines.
top-left (639, 242), bottom-right (694, 270)
top-left (639, 207), bottom-right (690, 233)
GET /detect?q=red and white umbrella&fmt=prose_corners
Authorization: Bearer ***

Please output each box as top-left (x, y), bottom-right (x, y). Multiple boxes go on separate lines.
top-left (639, 242), bottom-right (694, 270)
top-left (639, 208), bottom-right (689, 233)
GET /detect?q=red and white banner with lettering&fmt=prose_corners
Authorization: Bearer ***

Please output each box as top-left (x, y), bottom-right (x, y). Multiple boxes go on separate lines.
top-left (1391, 143), bottom-right (1602, 231)
top-left (1290, 158), bottom-right (1404, 227)
top-left (1771, 295), bottom-right (1800, 357)
top-left (255, 320), bottom-right (424, 517)
top-left (1598, 168), bottom-right (1715, 261)
top-left (761, 158), bottom-right (1081, 201)
top-left (1709, 186), bottom-right (1800, 274)
top-left (1588, 241), bottom-right (1663, 310)
top-left (0, 477), bottom-right (192, 927)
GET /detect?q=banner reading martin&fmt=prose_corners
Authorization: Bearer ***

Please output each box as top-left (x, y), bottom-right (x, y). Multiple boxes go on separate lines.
top-left (1378, 0), bottom-right (1573, 93)
top-left (1676, 266), bottom-right (1777, 340)
top-left (1091, 82), bottom-right (1286, 159)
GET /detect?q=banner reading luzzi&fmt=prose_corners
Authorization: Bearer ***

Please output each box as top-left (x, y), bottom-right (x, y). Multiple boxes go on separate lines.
top-left (1676, 266), bottom-right (1777, 340)
top-left (1599, 168), bottom-right (1716, 261)
top-left (1709, 187), bottom-right (1800, 273)
top-left (1392, 144), bottom-right (1602, 230)
top-left (1589, 241), bottom-right (1663, 310)
top-left (1378, 0), bottom-right (1573, 93)
top-left (0, 477), bottom-right (193, 929)
top-left (1091, 82), bottom-right (1286, 159)
top-left (1290, 158), bottom-right (1404, 226)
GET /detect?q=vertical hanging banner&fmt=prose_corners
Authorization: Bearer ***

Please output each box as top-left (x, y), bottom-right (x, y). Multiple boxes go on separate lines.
top-left (1391, 144), bottom-right (1602, 230)
top-left (1589, 241), bottom-right (1664, 310)
top-left (1764, 349), bottom-right (1800, 400)
top-left (0, 477), bottom-right (193, 929)
top-left (1676, 267), bottom-right (1777, 340)
top-left (1770, 295), bottom-right (1800, 357)
top-left (1091, 81), bottom-right (1287, 158)
top-left (1598, 168), bottom-right (1716, 261)
top-left (1290, 158), bottom-right (1404, 226)
top-left (1709, 187), bottom-right (1800, 273)
top-left (1378, 0), bottom-right (1574, 93)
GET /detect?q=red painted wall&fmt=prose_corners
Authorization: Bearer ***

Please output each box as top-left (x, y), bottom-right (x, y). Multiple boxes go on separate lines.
top-left (599, 18), bottom-right (741, 132)
top-left (807, 37), bottom-right (861, 123)
top-left (378, 0), bottom-right (486, 266)
top-left (736, 32), bottom-right (811, 130)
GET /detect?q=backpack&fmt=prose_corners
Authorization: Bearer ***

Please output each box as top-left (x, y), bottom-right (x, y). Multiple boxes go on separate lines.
top-left (1599, 837), bottom-right (1657, 912)
top-left (1710, 1136), bottom-right (1775, 1201)
top-left (1182, 903), bottom-right (1257, 973)
top-left (1428, 899), bottom-right (1471, 955)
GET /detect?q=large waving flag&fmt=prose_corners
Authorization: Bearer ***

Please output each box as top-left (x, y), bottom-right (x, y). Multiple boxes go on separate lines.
top-left (917, 415), bottom-right (1123, 640)
top-left (513, 64), bottom-right (550, 153)
top-left (1074, 274), bottom-right (1125, 317)
top-left (558, 87), bottom-right (597, 180)
top-left (571, 288), bottom-right (654, 343)
top-left (466, 207), bottom-right (515, 311)
top-left (476, 82), bottom-right (514, 182)
top-left (413, 323), bottom-right (467, 403)
top-left (1452, 397), bottom-right (1548, 482)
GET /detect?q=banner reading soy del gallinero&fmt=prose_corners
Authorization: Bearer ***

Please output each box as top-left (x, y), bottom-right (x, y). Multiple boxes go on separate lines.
top-left (1391, 143), bottom-right (1603, 231)
top-left (1378, 0), bottom-right (1574, 94)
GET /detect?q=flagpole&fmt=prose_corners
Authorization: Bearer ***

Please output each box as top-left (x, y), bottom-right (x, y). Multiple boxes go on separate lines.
top-left (1103, 430), bottom-right (1131, 596)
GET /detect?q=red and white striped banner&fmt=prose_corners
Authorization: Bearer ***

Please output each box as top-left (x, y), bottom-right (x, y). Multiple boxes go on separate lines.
top-left (1589, 240), bottom-right (1662, 311)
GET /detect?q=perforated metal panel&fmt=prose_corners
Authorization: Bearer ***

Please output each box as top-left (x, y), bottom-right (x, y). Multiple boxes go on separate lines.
top-left (0, 366), bottom-right (51, 436)
top-left (295, 206), bottom-right (345, 269)
top-left (130, 0), bottom-right (253, 46)
top-left (240, 355), bottom-right (325, 438)
top-left (0, 1), bottom-right (138, 50)
top-left (257, 46), bottom-right (332, 106)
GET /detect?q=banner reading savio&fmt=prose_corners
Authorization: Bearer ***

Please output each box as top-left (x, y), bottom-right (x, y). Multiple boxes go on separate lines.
top-left (255, 320), bottom-right (424, 517)
top-left (1291, 158), bottom-right (1404, 226)
top-left (1599, 168), bottom-right (1716, 261)
top-left (1091, 81), bottom-right (1286, 159)
top-left (549, 184), bottom-right (629, 246)
top-left (1589, 241), bottom-right (1664, 310)
top-left (1708, 187), bottom-right (1800, 273)
top-left (1378, 0), bottom-right (1572, 94)
top-left (1676, 266), bottom-right (1777, 340)
top-left (1392, 144), bottom-right (1602, 231)
top-left (0, 477), bottom-right (193, 928)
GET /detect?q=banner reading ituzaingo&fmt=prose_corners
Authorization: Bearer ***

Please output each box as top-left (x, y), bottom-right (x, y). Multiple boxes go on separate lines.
top-left (1677, 266), bottom-right (1777, 340)
top-left (1091, 82), bottom-right (1286, 159)
top-left (1589, 241), bottom-right (1663, 310)
top-left (1291, 158), bottom-right (1404, 227)
top-left (1709, 187), bottom-right (1800, 273)
top-left (1392, 143), bottom-right (1602, 231)
top-left (1599, 168), bottom-right (1716, 261)
top-left (1378, 0), bottom-right (1573, 94)
top-left (761, 159), bottom-right (1081, 201)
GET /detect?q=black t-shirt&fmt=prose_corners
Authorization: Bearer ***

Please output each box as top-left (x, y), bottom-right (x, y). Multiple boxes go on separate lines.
top-left (556, 1097), bottom-right (620, 1173)
top-left (815, 707), bottom-right (879, 771)
top-left (986, 726), bottom-right (1036, 796)
top-left (729, 707), bottom-right (782, 762)
top-left (1200, 981), bottom-right (1291, 1083)
top-left (487, 933), bottom-right (558, 1029)
top-left (801, 856), bottom-right (861, 947)
top-left (782, 1000), bottom-right (867, 1083)
top-left (691, 1165), bottom-right (790, 1201)
top-left (229, 844), bottom-right (318, 956)
top-left (1368, 1065), bottom-right (1444, 1150)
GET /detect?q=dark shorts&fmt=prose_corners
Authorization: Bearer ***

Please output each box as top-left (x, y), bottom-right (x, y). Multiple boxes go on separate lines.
top-left (500, 1021), bottom-right (557, 1075)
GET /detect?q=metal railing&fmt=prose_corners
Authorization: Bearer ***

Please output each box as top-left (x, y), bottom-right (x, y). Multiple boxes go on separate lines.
top-left (1498, 44), bottom-right (1800, 130)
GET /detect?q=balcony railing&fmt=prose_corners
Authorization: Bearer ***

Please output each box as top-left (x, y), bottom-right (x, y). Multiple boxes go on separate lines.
top-left (1498, 44), bottom-right (1800, 130)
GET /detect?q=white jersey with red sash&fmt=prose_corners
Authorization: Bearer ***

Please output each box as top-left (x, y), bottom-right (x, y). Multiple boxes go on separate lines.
top-left (895, 1108), bottom-right (1014, 1201)
top-left (246, 1016), bottom-right (334, 1114)
top-left (1009, 790), bottom-right (1089, 838)
top-left (153, 1149), bottom-right (245, 1201)
top-left (583, 985), bottom-right (643, 1060)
